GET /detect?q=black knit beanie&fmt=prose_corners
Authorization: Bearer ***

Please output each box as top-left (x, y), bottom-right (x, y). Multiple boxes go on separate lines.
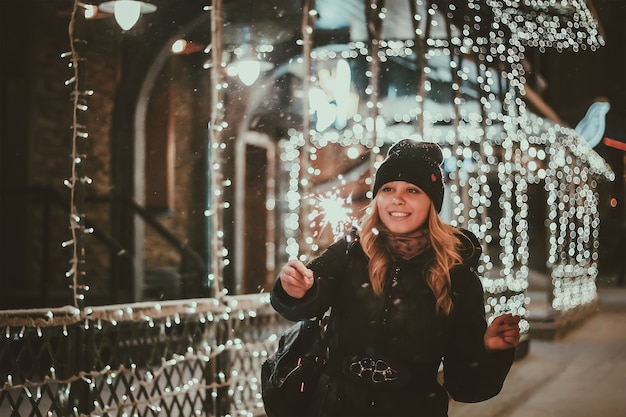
top-left (372, 139), bottom-right (445, 212)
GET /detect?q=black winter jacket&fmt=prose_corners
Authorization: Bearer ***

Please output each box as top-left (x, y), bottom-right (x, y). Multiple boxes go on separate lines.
top-left (270, 229), bottom-right (515, 417)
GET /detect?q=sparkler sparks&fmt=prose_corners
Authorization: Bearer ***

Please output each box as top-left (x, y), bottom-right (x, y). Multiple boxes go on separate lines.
top-left (308, 189), bottom-right (358, 243)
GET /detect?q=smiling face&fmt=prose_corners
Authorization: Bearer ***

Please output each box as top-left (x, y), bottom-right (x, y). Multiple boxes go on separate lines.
top-left (376, 181), bottom-right (432, 234)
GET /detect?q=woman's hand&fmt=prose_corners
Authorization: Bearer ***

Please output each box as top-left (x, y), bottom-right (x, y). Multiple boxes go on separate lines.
top-left (484, 314), bottom-right (521, 351)
top-left (278, 260), bottom-right (314, 299)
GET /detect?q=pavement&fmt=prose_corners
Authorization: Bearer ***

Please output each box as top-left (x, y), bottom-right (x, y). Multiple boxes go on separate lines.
top-left (448, 284), bottom-right (626, 417)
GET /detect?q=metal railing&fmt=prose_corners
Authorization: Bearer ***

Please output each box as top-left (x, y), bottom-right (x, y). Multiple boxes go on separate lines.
top-left (0, 294), bottom-right (289, 416)
top-left (1, 186), bottom-right (284, 415)
top-left (0, 187), bottom-right (208, 307)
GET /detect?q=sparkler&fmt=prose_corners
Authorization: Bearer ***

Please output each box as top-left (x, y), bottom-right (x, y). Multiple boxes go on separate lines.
top-left (308, 189), bottom-right (359, 250)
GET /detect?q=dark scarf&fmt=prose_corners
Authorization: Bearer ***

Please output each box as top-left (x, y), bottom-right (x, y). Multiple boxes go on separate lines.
top-left (378, 225), bottom-right (431, 260)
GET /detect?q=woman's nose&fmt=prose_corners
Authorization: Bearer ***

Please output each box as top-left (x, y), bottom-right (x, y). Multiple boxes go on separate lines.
top-left (392, 195), bottom-right (403, 204)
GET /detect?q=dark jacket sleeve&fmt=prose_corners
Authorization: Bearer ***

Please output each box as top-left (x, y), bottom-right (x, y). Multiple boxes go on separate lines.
top-left (443, 230), bottom-right (515, 402)
top-left (270, 238), bottom-right (350, 321)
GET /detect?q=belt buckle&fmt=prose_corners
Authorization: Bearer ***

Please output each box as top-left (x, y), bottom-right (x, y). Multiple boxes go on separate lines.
top-left (349, 357), bottom-right (399, 383)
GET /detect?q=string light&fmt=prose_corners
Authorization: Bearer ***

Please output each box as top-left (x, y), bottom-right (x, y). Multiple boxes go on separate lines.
top-left (61, 0), bottom-right (92, 310)
top-left (487, 0), bottom-right (605, 52)
top-left (208, 0), bottom-right (226, 297)
top-left (273, 0), bottom-right (611, 328)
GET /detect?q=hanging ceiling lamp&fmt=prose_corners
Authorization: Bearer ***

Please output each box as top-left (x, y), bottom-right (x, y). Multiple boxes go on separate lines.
top-left (226, 26), bottom-right (274, 86)
top-left (99, 0), bottom-right (157, 31)
top-left (227, 47), bottom-right (274, 86)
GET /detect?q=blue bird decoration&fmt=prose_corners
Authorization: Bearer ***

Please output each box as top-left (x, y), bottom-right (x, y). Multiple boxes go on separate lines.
top-left (574, 101), bottom-right (611, 148)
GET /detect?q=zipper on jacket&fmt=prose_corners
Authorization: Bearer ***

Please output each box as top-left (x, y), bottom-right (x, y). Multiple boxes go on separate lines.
top-left (380, 266), bottom-right (400, 327)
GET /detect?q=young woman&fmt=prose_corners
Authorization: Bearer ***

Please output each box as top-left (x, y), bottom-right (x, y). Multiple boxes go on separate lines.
top-left (271, 139), bottom-right (521, 416)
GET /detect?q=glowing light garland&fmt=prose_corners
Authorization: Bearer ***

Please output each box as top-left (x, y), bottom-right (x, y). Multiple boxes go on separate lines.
top-left (274, 0), bottom-right (612, 334)
top-left (208, 0), bottom-right (228, 297)
top-left (63, 0), bottom-right (94, 310)
top-left (0, 295), bottom-right (278, 417)
top-left (487, 0), bottom-right (605, 52)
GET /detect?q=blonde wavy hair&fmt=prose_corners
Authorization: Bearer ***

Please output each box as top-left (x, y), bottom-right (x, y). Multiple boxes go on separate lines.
top-left (359, 199), bottom-right (464, 315)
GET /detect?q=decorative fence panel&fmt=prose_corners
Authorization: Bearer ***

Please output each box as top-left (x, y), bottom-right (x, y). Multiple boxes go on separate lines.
top-left (0, 295), bottom-right (289, 417)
